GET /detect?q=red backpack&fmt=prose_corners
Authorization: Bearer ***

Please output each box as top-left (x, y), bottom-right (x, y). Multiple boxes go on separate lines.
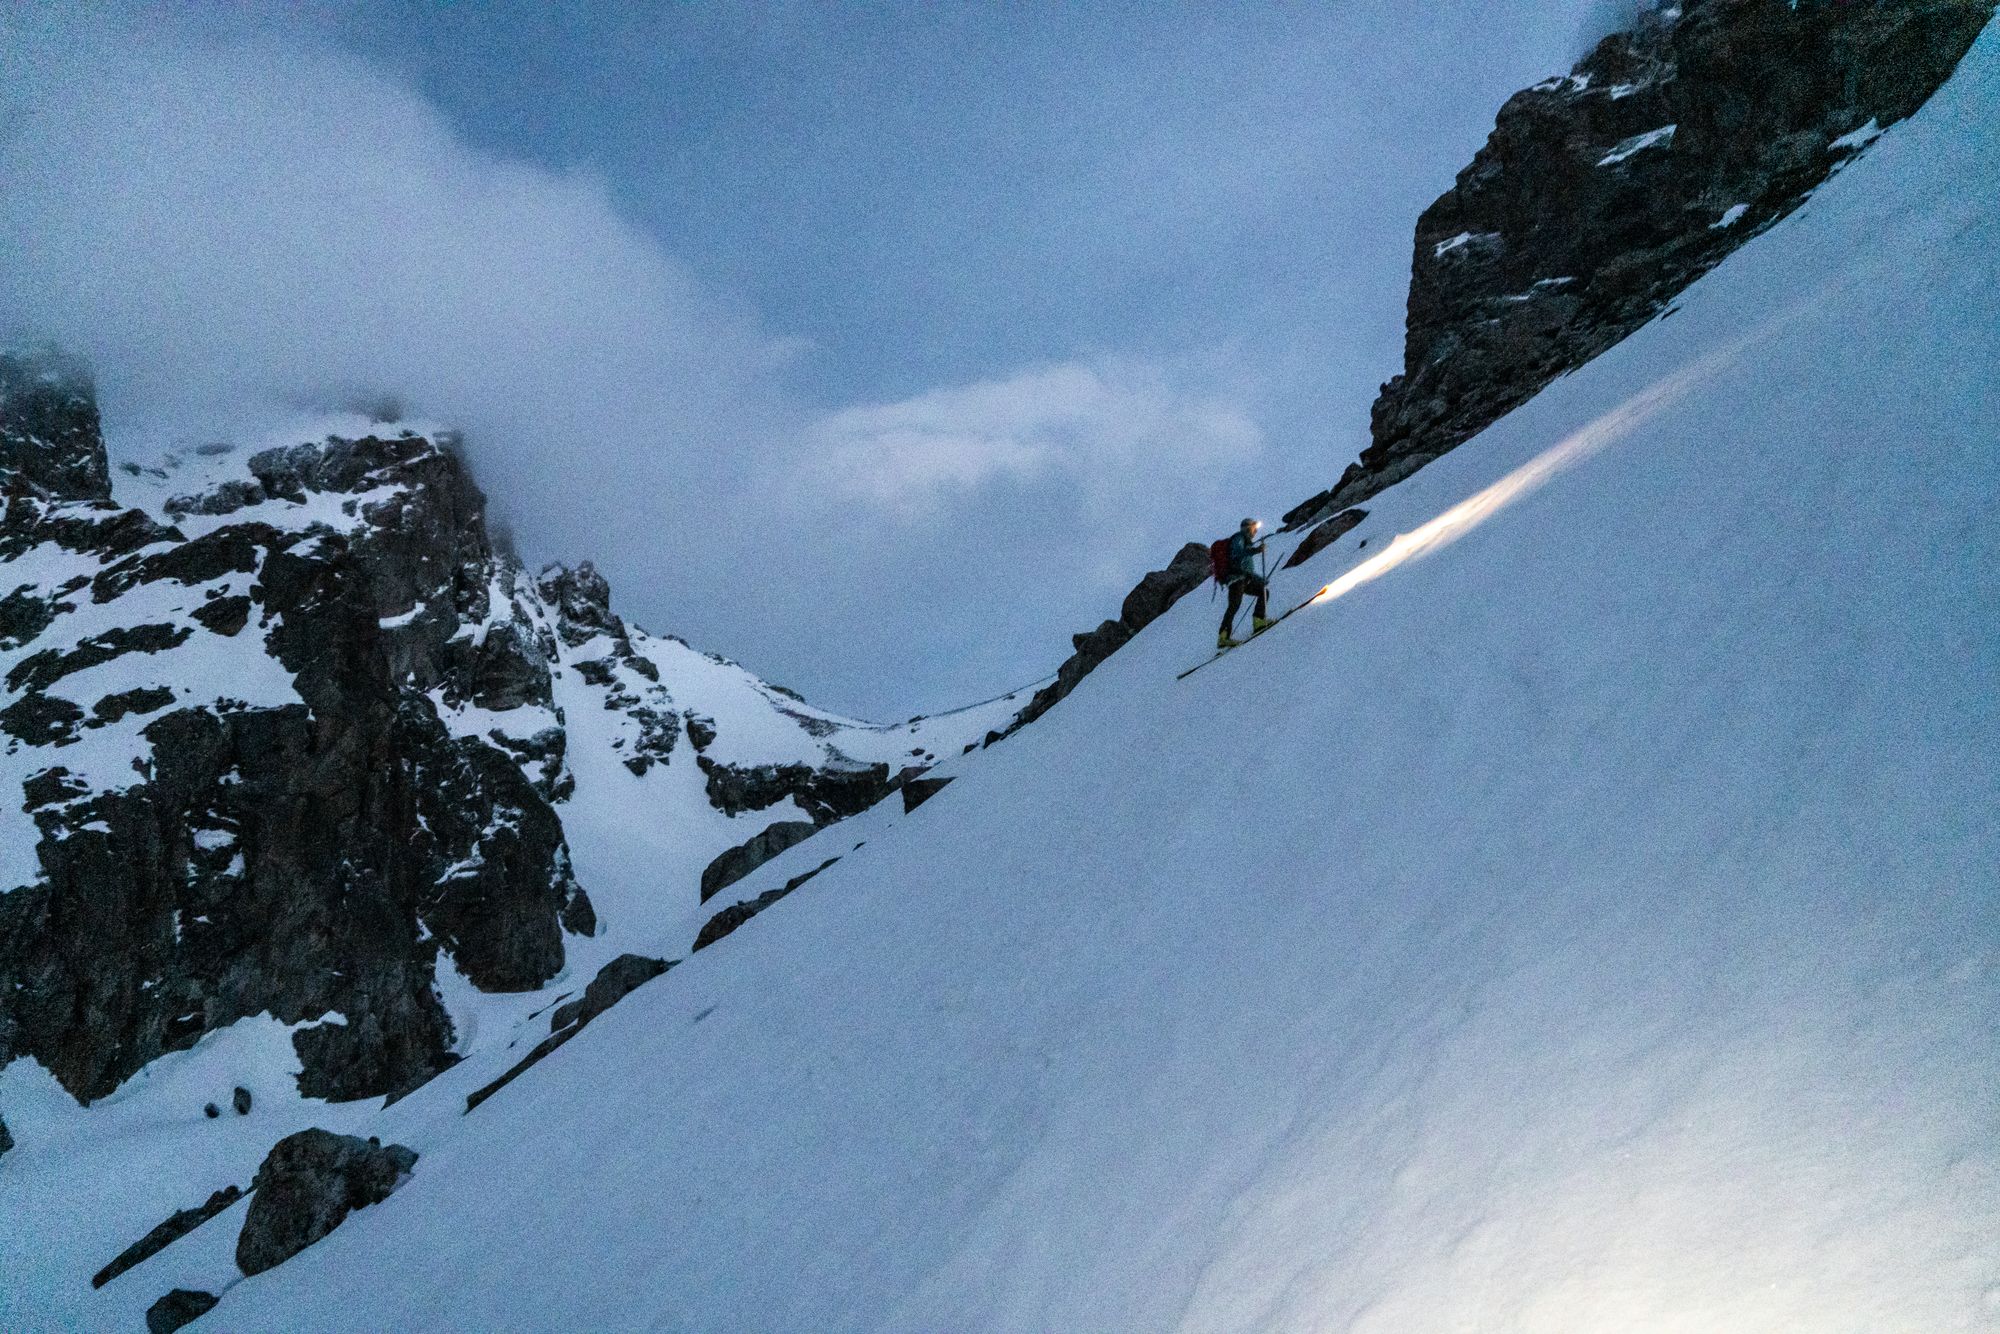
top-left (1208, 537), bottom-right (1232, 585)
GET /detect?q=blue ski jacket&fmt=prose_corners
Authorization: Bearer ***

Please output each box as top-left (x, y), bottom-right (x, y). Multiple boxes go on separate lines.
top-left (1227, 531), bottom-right (1263, 581)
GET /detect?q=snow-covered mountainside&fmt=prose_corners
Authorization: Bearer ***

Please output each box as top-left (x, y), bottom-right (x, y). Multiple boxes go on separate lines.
top-left (7, 9), bottom-right (1982, 1331)
top-left (5, 5), bottom-right (1997, 1330)
top-left (0, 382), bottom-right (1023, 1326)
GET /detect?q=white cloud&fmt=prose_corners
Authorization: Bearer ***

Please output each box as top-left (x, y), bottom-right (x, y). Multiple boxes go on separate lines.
top-left (0, 13), bottom-right (783, 505)
top-left (0, 9), bottom-right (1272, 716)
top-left (799, 360), bottom-right (1260, 524)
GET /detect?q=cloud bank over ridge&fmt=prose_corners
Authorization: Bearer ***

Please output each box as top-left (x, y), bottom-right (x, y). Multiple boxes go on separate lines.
top-left (800, 361), bottom-right (1259, 527)
top-left (1, 7), bottom-right (1260, 713)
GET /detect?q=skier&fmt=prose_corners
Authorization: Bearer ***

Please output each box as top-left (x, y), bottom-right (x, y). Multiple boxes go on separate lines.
top-left (1218, 517), bottom-right (1274, 649)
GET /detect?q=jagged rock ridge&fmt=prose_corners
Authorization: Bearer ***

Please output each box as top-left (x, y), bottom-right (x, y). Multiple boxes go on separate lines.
top-left (0, 350), bottom-right (1013, 1120)
top-left (0, 354), bottom-right (586, 1105)
top-left (1286, 0), bottom-right (1995, 527)
top-left (0, 347), bottom-right (110, 503)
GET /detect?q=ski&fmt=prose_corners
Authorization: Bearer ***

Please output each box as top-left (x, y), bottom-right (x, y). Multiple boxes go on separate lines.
top-left (1174, 595), bottom-right (1314, 680)
top-left (1176, 628), bottom-right (1266, 679)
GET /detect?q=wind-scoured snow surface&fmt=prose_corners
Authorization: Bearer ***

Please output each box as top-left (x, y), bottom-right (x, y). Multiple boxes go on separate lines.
top-left (38, 23), bottom-right (2000, 1332)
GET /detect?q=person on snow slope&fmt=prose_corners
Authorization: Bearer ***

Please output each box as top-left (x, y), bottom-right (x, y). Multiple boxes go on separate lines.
top-left (1218, 517), bottom-right (1274, 649)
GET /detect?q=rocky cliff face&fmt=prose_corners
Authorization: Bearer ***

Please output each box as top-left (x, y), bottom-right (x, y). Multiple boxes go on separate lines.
top-left (0, 348), bottom-right (110, 504)
top-left (1286, 0), bottom-right (1994, 528)
top-left (0, 352), bottom-right (1031, 1317)
top-left (0, 352), bottom-right (588, 1105)
top-left (0, 350), bottom-right (1005, 1116)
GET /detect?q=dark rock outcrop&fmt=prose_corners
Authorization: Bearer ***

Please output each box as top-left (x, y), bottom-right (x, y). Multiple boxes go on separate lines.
top-left (700, 819), bottom-right (817, 903)
top-left (2, 631), bottom-right (574, 1102)
top-left (0, 690), bottom-right (82, 746)
top-left (615, 702), bottom-right (678, 777)
top-left (1000, 541), bottom-right (1210, 737)
top-left (0, 1112), bottom-right (11, 1157)
top-left (536, 561), bottom-right (621, 648)
top-left (1284, 509), bottom-right (1368, 569)
top-left (90, 686), bottom-right (176, 727)
top-left (693, 886), bottom-right (792, 953)
top-left (7, 622), bottom-right (192, 698)
top-left (900, 773), bottom-right (955, 813)
top-left (0, 349), bottom-right (110, 502)
top-left (537, 562), bottom-right (678, 776)
top-left (697, 756), bottom-right (894, 824)
top-left (1, 404), bottom-right (587, 1105)
top-left (1289, 0), bottom-right (1994, 522)
top-left (145, 1288), bottom-right (218, 1333)
top-left (92, 1185), bottom-right (243, 1289)
top-left (547, 952), bottom-right (671, 1033)
top-left (235, 1129), bottom-right (416, 1277)
top-left (690, 749), bottom-right (904, 907)
top-left (465, 953), bottom-right (674, 1113)
top-left (692, 857), bottom-right (841, 953)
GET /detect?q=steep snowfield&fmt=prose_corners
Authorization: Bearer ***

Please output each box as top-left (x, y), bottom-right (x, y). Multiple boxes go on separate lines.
top-left (212, 23), bottom-right (1999, 1332)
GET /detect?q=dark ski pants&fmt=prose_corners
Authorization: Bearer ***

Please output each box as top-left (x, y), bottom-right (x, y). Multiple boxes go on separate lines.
top-left (1221, 575), bottom-right (1268, 635)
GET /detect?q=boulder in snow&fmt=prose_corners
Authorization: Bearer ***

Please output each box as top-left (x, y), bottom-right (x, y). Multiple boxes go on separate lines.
top-left (900, 773), bottom-right (955, 813)
top-left (700, 819), bottom-right (817, 902)
top-left (235, 1129), bottom-right (417, 1276)
top-left (549, 954), bottom-right (672, 1034)
top-left (145, 1288), bottom-right (218, 1333)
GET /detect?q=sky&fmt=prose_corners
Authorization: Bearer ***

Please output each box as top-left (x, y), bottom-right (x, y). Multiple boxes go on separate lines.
top-left (0, 1), bottom-right (1627, 716)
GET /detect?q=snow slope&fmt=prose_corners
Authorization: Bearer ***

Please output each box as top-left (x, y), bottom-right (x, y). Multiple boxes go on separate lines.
top-left (54, 20), bottom-right (2000, 1332)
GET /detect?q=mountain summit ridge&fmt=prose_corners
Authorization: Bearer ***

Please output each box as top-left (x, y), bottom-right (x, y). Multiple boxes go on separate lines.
top-left (1285, 0), bottom-right (1993, 531)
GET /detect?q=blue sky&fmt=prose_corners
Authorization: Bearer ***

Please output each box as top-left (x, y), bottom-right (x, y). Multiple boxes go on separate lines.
top-left (2, 2), bottom-right (1620, 715)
